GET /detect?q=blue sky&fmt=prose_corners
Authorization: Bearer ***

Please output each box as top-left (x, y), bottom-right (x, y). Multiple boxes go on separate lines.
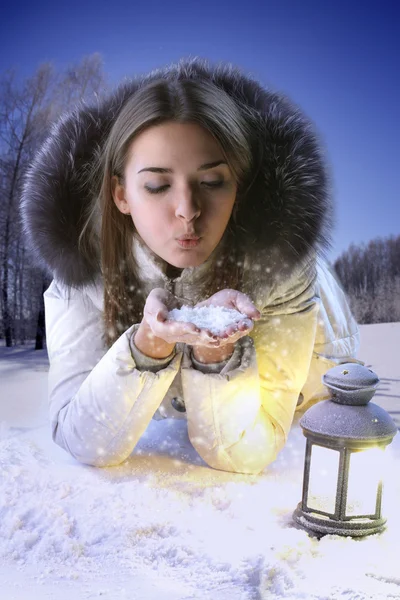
top-left (1, 0), bottom-right (398, 263)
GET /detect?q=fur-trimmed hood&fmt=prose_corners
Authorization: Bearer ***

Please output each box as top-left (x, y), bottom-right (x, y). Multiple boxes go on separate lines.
top-left (20, 56), bottom-right (334, 289)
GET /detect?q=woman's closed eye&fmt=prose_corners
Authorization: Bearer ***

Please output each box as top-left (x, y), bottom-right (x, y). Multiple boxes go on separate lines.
top-left (144, 181), bottom-right (225, 195)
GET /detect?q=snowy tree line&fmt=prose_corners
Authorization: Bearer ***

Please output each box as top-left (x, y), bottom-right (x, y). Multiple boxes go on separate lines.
top-left (0, 58), bottom-right (398, 348)
top-left (332, 235), bottom-right (400, 325)
top-left (0, 55), bottom-right (108, 349)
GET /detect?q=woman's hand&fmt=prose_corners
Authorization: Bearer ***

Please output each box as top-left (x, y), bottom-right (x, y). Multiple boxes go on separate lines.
top-left (142, 288), bottom-right (229, 348)
top-left (193, 289), bottom-right (261, 348)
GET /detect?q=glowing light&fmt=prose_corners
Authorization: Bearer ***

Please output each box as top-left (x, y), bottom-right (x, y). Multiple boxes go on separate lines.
top-left (346, 447), bottom-right (386, 516)
top-left (305, 445), bottom-right (389, 517)
top-left (307, 445), bottom-right (339, 513)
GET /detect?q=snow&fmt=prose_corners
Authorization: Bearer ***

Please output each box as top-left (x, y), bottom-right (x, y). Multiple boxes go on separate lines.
top-left (168, 304), bottom-right (251, 335)
top-left (1, 323), bottom-right (400, 600)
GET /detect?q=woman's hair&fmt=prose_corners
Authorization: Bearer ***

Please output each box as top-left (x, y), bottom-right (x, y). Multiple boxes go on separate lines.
top-left (81, 77), bottom-right (260, 349)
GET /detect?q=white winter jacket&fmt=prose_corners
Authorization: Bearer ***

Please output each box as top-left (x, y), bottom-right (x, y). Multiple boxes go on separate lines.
top-left (44, 235), bottom-right (362, 475)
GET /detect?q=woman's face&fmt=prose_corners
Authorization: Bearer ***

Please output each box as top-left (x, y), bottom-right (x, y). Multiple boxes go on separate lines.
top-left (112, 121), bottom-right (237, 269)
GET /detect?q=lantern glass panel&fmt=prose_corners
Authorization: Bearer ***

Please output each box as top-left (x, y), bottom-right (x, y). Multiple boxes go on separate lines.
top-left (345, 447), bottom-right (385, 517)
top-left (307, 445), bottom-right (340, 514)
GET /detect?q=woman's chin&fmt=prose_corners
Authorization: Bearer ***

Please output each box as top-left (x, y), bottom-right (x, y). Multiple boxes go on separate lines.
top-left (170, 250), bottom-right (208, 268)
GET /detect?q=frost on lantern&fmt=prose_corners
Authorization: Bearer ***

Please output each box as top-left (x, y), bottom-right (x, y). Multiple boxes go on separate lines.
top-left (167, 304), bottom-right (252, 336)
top-left (293, 363), bottom-right (398, 537)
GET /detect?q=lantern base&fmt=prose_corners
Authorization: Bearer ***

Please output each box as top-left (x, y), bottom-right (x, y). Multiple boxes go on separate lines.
top-left (292, 504), bottom-right (387, 537)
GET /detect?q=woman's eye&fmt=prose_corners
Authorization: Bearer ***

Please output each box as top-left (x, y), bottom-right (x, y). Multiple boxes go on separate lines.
top-left (203, 181), bottom-right (224, 189)
top-left (144, 181), bottom-right (224, 195)
top-left (144, 185), bottom-right (169, 195)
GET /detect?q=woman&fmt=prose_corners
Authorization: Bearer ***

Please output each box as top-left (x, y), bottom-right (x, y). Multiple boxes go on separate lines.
top-left (20, 57), bottom-right (363, 474)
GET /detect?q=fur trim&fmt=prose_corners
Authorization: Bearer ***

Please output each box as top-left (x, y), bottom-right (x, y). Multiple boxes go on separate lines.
top-left (20, 56), bottom-right (334, 288)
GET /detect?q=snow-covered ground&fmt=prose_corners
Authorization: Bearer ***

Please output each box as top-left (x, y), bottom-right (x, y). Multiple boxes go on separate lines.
top-left (1, 322), bottom-right (399, 600)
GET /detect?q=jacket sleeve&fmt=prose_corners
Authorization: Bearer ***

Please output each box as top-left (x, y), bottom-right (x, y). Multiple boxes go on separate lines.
top-left (44, 279), bottom-right (183, 467)
top-left (180, 259), bottom-right (319, 475)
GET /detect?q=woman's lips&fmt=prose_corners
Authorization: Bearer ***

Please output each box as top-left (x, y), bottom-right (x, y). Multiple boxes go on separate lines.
top-left (176, 238), bottom-right (201, 248)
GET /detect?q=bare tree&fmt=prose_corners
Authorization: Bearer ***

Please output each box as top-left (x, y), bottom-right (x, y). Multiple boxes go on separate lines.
top-left (51, 53), bottom-right (108, 115)
top-left (0, 64), bottom-right (54, 347)
top-left (0, 54), bottom-right (109, 349)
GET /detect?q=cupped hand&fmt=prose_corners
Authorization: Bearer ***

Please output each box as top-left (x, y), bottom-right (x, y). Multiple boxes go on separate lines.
top-left (192, 289), bottom-right (261, 348)
top-left (142, 288), bottom-right (229, 348)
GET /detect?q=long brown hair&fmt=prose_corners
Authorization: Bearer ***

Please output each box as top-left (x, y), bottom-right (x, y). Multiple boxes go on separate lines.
top-left (81, 77), bottom-right (259, 349)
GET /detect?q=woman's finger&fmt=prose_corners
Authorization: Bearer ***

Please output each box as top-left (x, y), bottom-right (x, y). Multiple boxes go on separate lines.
top-left (240, 318), bottom-right (254, 329)
top-left (234, 292), bottom-right (261, 319)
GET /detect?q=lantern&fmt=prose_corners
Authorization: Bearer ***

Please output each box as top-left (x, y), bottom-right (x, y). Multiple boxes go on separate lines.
top-left (293, 362), bottom-right (398, 537)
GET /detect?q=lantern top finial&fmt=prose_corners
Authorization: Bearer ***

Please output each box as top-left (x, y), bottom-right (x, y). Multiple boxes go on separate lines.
top-left (300, 362), bottom-right (398, 444)
top-left (322, 362), bottom-right (379, 406)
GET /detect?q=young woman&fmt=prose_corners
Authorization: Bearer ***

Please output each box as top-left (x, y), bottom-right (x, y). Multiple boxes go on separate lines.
top-left (21, 57), bottom-right (363, 474)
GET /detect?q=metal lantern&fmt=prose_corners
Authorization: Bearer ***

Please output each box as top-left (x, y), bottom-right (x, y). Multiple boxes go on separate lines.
top-left (293, 362), bottom-right (398, 537)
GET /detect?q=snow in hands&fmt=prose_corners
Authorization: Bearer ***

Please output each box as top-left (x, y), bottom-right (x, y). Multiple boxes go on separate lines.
top-left (168, 304), bottom-right (253, 336)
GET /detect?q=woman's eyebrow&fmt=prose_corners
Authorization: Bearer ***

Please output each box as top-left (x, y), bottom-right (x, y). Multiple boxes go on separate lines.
top-left (137, 160), bottom-right (228, 174)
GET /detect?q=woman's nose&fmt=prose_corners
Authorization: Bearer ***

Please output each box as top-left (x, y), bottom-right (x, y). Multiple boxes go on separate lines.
top-left (175, 187), bottom-right (201, 221)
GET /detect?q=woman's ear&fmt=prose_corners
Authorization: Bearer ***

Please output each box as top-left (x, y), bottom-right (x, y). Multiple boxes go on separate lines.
top-left (111, 175), bottom-right (130, 215)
